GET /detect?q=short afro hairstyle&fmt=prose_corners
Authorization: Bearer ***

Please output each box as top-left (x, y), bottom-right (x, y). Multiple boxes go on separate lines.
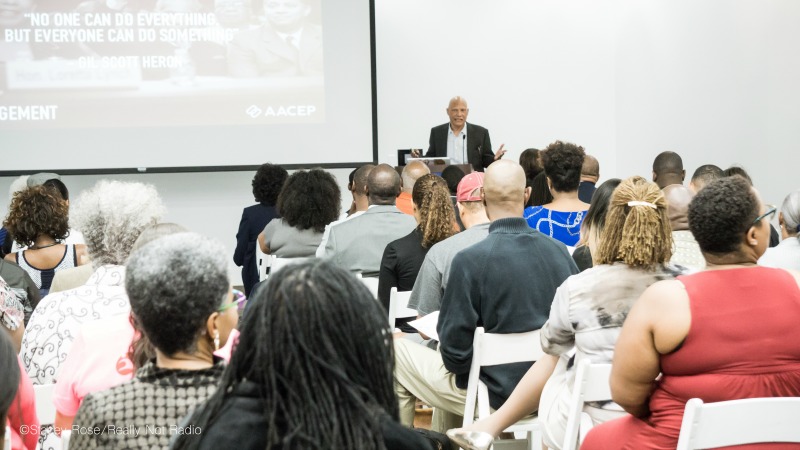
top-left (3, 186), bottom-right (69, 247)
top-left (125, 233), bottom-right (229, 356)
top-left (542, 141), bottom-right (585, 193)
top-left (688, 177), bottom-right (761, 255)
top-left (277, 169), bottom-right (341, 233)
top-left (252, 163), bottom-right (288, 205)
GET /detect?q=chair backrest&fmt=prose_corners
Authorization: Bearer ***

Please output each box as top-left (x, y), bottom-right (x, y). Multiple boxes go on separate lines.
top-left (562, 360), bottom-right (613, 450)
top-left (676, 397), bottom-right (800, 450)
top-left (34, 383), bottom-right (57, 425)
top-left (360, 276), bottom-right (379, 300)
top-left (256, 243), bottom-right (269, 282)
top-left (3, 427), bottom-right (10, 450)
top-left (61, 429), bottom-right (71, 450)
top-left (462, 327), bottom-right (543, 425)
top-left (388, 287), bottom-right (416, 327)
top-left (269, 256), bottom-right (314, 276)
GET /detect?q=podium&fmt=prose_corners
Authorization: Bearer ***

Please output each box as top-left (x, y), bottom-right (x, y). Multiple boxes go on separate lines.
top-left (405, 156), bottom-right (473, 175)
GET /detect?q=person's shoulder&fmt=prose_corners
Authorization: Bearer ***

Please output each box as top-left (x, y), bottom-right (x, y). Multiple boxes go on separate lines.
top-left (431, 123), bottom-right (449, 133)
top-left (467, 122), bottom-right (489, 133)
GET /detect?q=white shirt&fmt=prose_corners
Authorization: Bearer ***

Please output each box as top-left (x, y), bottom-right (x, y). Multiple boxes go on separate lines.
top-left (447, 123), bottom-right (468, 165)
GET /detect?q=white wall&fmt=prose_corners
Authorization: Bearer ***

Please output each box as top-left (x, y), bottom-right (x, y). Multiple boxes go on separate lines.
top-left (3, 1), bottom-right (799, 284)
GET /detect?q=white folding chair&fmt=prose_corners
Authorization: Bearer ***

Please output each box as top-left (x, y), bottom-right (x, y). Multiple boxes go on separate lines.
top-left (61, 429), bottom-right (71, 450)
top-left (3, 427), bottom-right (10, 450)
top-left (676, 397), bottom-right (800, 449)
top-left (34, 383), bottom-right (57, 426)
top-left (561, 360), bottom-right (613, 450)
top-left (388, 287), bottom-right (417, 328)
top-left (462, 327), bottom-right (544, 450)
top-left (256, 242), bottom-right (269, 282)
top-left (360, 276), bottom-right (380, 300)
top-left (269, 255), bottom-right (314, 276)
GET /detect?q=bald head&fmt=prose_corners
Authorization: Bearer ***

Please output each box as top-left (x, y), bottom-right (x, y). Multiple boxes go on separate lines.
top-left (581, 154), bottom-right (599, 182)
top-left (483, 160), bottom-right (528, 220)
top-left (367, 164), bottom-right (402, 205)
top-left (663, 184), bottom-right (694, 231)
top-left (401, 161), bottom-right (430, 193)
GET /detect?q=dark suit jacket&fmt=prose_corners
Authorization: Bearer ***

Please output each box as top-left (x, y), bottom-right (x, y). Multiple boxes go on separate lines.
top-left (233, 204), bottom-right (279, 296)
top-left (425, 122), bottom-right (494, 172)
top-left (227, 23), bottom-right (324, 77)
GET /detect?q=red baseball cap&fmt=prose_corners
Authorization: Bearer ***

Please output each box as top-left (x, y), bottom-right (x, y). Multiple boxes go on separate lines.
top-left (456, 172), bottom-right (485, 202)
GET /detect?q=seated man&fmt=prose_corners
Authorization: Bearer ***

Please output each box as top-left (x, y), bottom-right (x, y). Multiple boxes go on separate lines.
top-left (394, 160), bottom-right (578, 432)
top-left (408, 172), bottom-right (490, 317)
top-left (322, 164), bottom-right (417, 276)
top-left (663, 184), bottom-right (705, 272)
top-left (396, 161), bottom-right (430, 216)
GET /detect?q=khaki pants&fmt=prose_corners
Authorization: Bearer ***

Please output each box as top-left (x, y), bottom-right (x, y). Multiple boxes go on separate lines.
top-left (394, 338), bottom-right (467, 432)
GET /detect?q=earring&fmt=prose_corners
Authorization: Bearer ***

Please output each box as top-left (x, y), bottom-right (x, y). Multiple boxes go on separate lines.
top-left (213, 330), bottom-right (220, 351)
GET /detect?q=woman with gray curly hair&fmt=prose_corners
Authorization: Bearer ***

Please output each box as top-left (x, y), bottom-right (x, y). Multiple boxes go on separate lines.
top-left (72, 232), bottom-right (238, 450)
top-left (759, 189), bottom-right (800, 271)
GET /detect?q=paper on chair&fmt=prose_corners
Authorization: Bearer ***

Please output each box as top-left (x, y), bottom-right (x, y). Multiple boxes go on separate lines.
top-left (408, 311), bottom-right (440, 341)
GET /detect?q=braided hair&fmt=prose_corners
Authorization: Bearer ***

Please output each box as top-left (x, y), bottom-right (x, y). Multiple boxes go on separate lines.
top-left (412, 174), bottom-right (456, 248)
top-left (595, 176), bottom-right (672, 269)
top-left (173, 261), bottom-right (397, 450)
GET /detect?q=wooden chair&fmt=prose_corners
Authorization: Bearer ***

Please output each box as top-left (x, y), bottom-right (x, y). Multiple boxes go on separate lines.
top-left (561, 360), bottom-right (613, 450)
top-left (676, 397), bottom-right (800, 449)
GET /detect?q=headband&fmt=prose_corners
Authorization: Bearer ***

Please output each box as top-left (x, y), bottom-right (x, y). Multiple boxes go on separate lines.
top-left (627, 201), bottom-right (657, 209)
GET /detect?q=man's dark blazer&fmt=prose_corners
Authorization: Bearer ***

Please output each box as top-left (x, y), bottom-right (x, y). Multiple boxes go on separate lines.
top-left (425, 123), bottom-right (495, 172)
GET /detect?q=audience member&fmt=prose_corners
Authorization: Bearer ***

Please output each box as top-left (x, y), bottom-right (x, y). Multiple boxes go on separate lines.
top-left (582, 176), bottom-right (800, 450)
top-left (72, 233), bottom-right (236, 449)
top-left (524, 141), bottom-right (590, 247)
top-left (258, 169), bottom-right (340, 257)
top-left (27, 173), bottom-right (86, 246)
top-left (316, 164), bottom-right (374, 256)
top-left (578, 154), bottom-right (600, 203)
top-left (759, 189), bottom-right (800, 271)
top-left (1, 330), bottom-right (39, 450)
top-left (441, 165), bottom-right (467, 231)
top-left (0, 176), bottom-right (29, 258)
top-left (0, 257), bottom-right (40, 325)
top-left (342, 167), bottom-right (359, 216)
top-left (651, 151), bottom-right (685, 189)
top-left (0, 278), bottom-right (24, 351)
top-left (322, 164), bottom-right (417, 275)
top-left (451, 176), bottom-right (680, 450)
top-left (721, 165), bottom-right (780, 247)
top-left (688, 163), bottom-right (722, 193)
top-left (519, 148), bottom-right (543, 181)
top-left (394, 160), bottom-right (578, 431)
top-left (173, 261), bottom-right (447, 449)
top-left (3, 186), bottom-right (90, 296)
top-left (527, 170), bottom-right (554, 207)
top-left (378, 174), bottom-right (455, 322)
top-left (234, 163), bottom-right (288, 297)
top-left (662, 184), bottom-right (704, 272)
top-left (571, 178), bottom-right (621, 272)
top-left (396, 161), bottom-right (431, 216)
top-left (53, 223), bottom-right (188, 432)
top-left (408, 172), bottom-right (490, 317)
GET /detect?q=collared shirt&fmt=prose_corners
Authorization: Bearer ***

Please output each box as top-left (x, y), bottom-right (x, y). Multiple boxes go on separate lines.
top-left (447, 123), bottom-right (468, 165)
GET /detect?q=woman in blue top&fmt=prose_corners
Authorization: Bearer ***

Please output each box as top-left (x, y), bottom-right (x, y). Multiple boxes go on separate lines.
top-left (524, 141), bottom-right (590, 247)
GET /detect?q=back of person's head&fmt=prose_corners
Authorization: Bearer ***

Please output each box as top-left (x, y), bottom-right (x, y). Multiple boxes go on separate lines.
top-left (401, 161), bottom-right (430, 193)
top-left (780, 190), bottom-right (800, 238)
top-left (71, 180), bottom-right (165, 266)
top-left (690, 164), bottom-right (723, 192)
top-left (722, 165), bottom-right (753, 186)
top-left (174, 260), bottom-right (397, 449)
top-left (347, 168), bottom-right (358, 192)
top-left (457, 172), bottom-right (486, 214)
top-left (42, 178), bottom-right (69, 201)
top-left (252, 163), bottom-right (288, 206)
top-left (128, 223), bottom-right (189, 258)
top-left (441, 165), bottom-right (466, 195)
top-left (483, 160), bottom-right (527, 215)
top-left (412, 174), bottom-right (456, 248)
top-left (277, 169), bottom-right (341, 233)
top-left (3, 185), bottom-right (69, 247)
top-left (528, 171), bottom-right (554, 207)
top-left (662, 184), bottom-right (695, 232)
top-left (353, 164), bottom-right (375, 197)
top-left (542, 141), bottom-right (585, 193)
top-left (595, 176), bottom-right (672, 268)
top-left (581, 154), bottom-right (600, 180)
top-left (7, 175), bottom-right (29, 204)
top-left (652, 151), bottom-right (684, 176)
top-left (367, 164), bottom-right (402, 205)
top-left (688, 177), bottom-right (760, 255)
top-left (126, 233), bottom-right (230, 357)
top-left (519, 148), bottom-right (542, 180)
top-left (581, 178), bottom-right (622, 239)
top-left (0, 331), bottom-right (20, 439)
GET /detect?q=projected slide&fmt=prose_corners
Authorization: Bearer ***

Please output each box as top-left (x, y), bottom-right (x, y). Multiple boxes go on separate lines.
top-left (0, 0), bottom-right (326, 129)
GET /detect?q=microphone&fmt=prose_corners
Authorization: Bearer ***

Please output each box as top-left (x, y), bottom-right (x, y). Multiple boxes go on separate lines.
top-left (462, 134), bottom-right (466, 165)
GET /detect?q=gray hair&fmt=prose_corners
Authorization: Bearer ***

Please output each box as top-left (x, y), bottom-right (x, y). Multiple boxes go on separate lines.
top-left (71, 180), bottom-right (166, 266)
top-left (125, 232), bottom-right (229, 355)
top-left (781, 189), bottom-right (800, 236)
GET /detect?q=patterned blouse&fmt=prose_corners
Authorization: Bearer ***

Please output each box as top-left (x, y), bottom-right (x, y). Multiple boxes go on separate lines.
top-left (72, 360), bottom-right (225, 449)
top-left (523, 206), bottom-right (587, 247)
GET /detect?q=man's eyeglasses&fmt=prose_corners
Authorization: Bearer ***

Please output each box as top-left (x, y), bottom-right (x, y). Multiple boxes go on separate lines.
top-left (219, 289), bottom-right (247, 313)
top-left (752, 205), bottom-right (777, 226)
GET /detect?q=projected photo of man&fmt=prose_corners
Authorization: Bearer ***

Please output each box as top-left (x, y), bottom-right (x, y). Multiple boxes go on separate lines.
top-left (227, 0), bottom-right (323, 77)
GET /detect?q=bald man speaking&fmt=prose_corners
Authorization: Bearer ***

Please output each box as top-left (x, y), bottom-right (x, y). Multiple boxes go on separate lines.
top-left (419, 96), bottom-right (506, 172)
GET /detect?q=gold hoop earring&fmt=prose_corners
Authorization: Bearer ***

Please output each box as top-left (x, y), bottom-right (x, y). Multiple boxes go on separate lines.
top-left (213, 330), bottom-right (220, 351)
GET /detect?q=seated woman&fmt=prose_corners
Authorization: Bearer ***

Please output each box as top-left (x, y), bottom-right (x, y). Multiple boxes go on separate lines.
top-left (378, 174), bottom-right (456, 320)
top-left (1, 330), bottom-right (39, 450)
top-left (72, 233), bottom-right (239, 449)
top-left (581, 176), bottom-right (800, 450)
top-left (258, 169), bottom-right (340, 258)
top-left (524, 141), bottom-right (590, 247)
top-left (0, 277), bottom-right (25, 351)
top-left (570, 178), bottom-right (621, 272)
top-left (450, 176), bottom-right (680, 450)
top-left (172, 261), bottom-right (448, 450)
top-left (758, 189), bottom-right (800, 270)
top-left (3, 185), bottom-right (89, 297)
